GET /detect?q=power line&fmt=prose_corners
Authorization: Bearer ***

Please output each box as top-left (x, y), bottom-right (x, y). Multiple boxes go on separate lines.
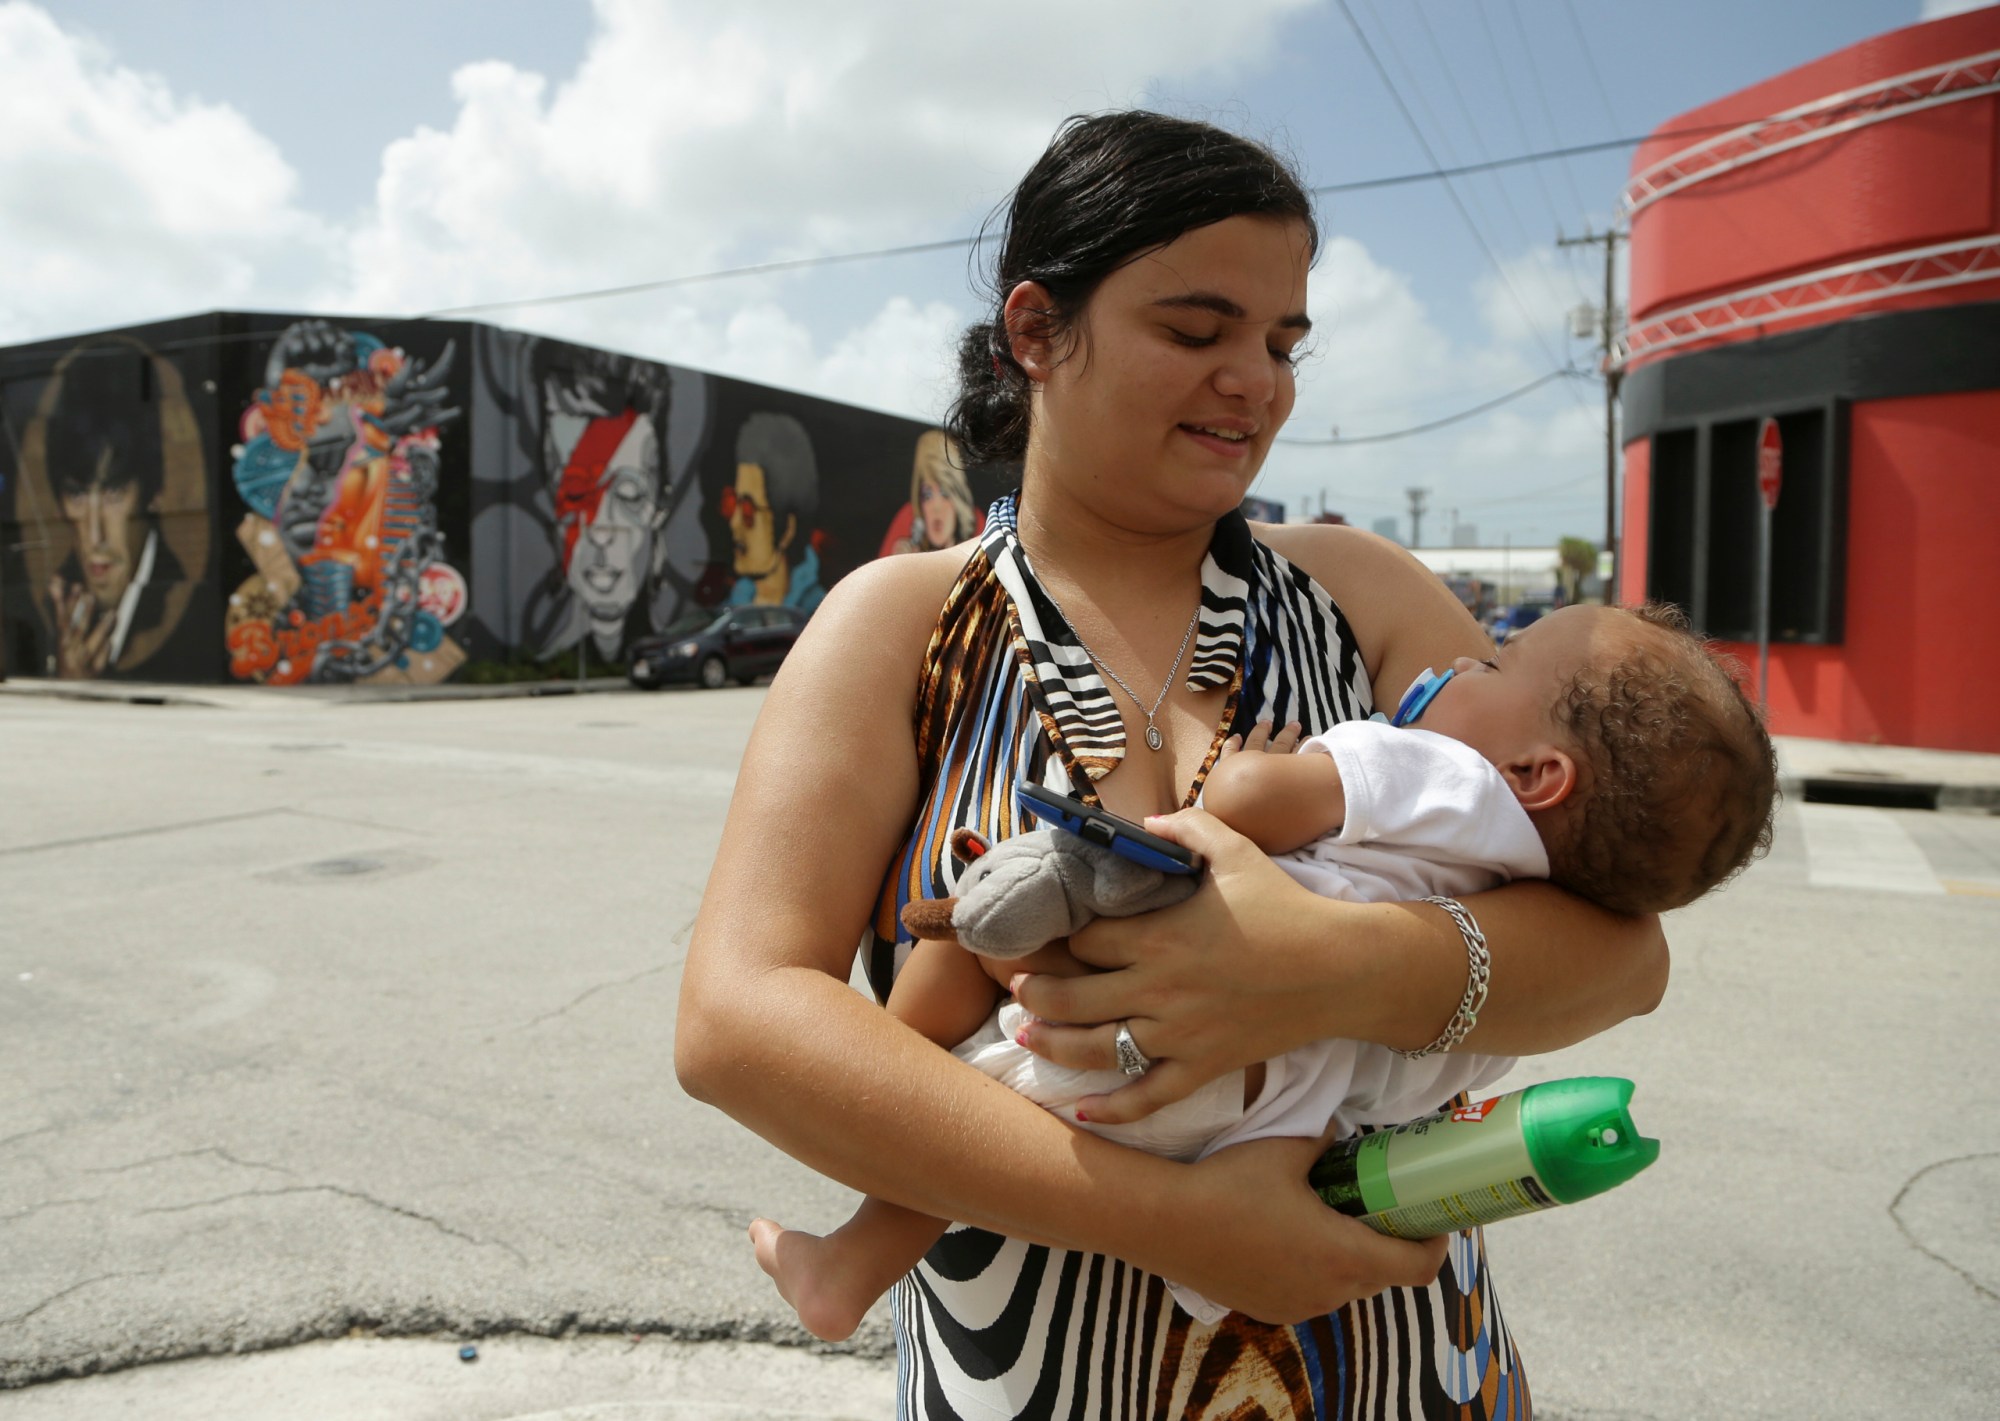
top-left (1, 116), bottom-right (1763, 368)
top-left (1504, 0), bottom-right (1592, 219)
top-left (1334, 0), bottom-right (1582, 410)
top-left (1276, 368), bottom-right (1581, 445)
top-left (1406, 0), bottom-right (1582, 325)
top-left (1562, 0), bottom-right (1625, 138)
top-left (417, 235), bottom-right (983, 319)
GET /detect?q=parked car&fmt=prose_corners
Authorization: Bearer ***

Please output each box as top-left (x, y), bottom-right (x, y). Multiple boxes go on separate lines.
top-left (1488, 597), bottom-right (1556, 644)
top-left (627, 605), bottom-right (810, 689)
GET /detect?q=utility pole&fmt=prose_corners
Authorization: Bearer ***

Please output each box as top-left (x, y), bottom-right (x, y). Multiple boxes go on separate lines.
top-left (1405, 486), bottom-right (1430, 549)
top-left (1559, 227), bottom-right (1626, 604)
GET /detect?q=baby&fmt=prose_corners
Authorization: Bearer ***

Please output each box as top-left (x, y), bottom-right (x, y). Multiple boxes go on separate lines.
top-left (751, 601), bottom-right (1778, 1338)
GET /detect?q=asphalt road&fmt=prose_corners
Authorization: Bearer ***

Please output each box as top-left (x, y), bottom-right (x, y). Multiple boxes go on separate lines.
top-left (2, 684), bottom-right (1995, 1419)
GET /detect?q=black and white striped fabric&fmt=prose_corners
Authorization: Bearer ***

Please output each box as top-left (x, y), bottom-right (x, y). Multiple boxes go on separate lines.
top-left (867, 494), bottom-right (1531, 1419)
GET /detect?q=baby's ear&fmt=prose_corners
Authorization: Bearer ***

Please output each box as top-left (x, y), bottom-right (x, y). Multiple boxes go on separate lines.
top-left (1504, 746), bottom-right (1577, 812)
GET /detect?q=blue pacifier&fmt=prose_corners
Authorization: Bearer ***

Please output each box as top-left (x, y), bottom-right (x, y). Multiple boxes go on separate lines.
top-left (1389, 666), bottom-right (1455, 728)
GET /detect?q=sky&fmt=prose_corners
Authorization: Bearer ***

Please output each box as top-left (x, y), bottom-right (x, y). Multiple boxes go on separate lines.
top-left (1, 0), bottom-right (1989, 548)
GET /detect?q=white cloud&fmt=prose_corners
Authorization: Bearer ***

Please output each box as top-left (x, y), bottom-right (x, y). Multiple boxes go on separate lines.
top-left (1, 0), bottom-right (1310, 387)
top-left (0, 1), bottom-right (335, 341)
top-left (1920, 1), bottom-right (1996, 19)
top-left (335, 0), bottom-right (1318, 411)
top-left (0, 0), bottom-right (1608, 541)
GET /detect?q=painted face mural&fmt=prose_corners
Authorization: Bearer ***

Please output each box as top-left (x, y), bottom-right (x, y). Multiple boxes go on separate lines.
top-left (883, 429), bottom-right (978, 555)
top-left (542, 361), bottom-right (667, 660)
top-left (13, 337), bottom-right (209, 681)
top-left (225, 320), bottom-right (463, 685)
top-left (724, 412), bottom-right (825, 613)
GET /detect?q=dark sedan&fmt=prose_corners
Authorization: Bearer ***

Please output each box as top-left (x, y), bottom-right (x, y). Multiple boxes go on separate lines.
top-left (627, 605), bottom-right (810, 689)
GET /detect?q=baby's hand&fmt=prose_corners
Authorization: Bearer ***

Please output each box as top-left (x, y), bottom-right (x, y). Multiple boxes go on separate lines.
top-left (1219, 719), bottom-right (1303, 759)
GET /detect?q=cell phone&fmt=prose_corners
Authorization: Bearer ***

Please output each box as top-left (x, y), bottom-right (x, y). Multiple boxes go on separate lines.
top-left (1015, 782), bottom-right (1204, 876)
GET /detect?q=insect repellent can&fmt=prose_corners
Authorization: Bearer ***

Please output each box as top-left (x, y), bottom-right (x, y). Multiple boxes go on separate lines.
top-left (1308, 1076), bottom-right (1659, 1238)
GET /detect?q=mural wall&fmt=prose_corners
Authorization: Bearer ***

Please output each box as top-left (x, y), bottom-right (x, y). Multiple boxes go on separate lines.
top-left (1, 312), bottom-right (1004, 686)
top-left (1, 317), bottom-right (221, 682)
top-left (223, 318), bottom-right (467, 685)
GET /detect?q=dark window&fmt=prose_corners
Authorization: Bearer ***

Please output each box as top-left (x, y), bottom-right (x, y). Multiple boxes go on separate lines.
top-left (1648, 427), bottom-right (1699, 616)
top-left (1645, 403), bottom-right (1847, 644)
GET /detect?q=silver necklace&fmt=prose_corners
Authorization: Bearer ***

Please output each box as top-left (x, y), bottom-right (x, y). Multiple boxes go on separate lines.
top-left (1044, 587), bottom-right (1202, 753)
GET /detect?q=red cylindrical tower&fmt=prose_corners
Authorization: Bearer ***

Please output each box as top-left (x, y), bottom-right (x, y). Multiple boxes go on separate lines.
top-left (1617, 7), bottom-right (2000, 752)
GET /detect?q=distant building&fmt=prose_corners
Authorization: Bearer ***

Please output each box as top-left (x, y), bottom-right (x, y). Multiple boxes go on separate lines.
top-left (1371, 516), bottom-right (1401, 544)
top-left (1405, 546), bottom-right (1562, 613)
top-left (1450, 522), bottom-right (1478, 547)
top-left (1239, 494), bottom-right (1286, 523)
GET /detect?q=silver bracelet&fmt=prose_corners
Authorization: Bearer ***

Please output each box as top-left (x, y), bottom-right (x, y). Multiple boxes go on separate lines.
top-left (1392, 895), bottom-right (1491, 1059)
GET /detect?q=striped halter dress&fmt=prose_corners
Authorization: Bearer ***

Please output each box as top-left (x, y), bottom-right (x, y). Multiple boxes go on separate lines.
top-left (865, 494), bottom-right (1531, 1420)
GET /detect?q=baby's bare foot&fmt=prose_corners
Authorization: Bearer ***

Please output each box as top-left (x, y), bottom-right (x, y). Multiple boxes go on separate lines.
top-left (748, 1217), bottom-right (873, 1343)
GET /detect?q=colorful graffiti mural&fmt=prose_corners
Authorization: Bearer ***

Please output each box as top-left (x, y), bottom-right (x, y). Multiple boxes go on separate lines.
top-left (877, 428), bottom-right (981, 557)
top-left (2, 311), bottom-right (1018, 686)
top-left (723, 412), bottom-right (826, 611)
top-left (224, 320), bottom-right (463, 685)
top-left (6, 335), bottom-right (211, 681)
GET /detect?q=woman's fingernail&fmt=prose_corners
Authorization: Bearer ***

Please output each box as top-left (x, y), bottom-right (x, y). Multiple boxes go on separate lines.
top-left (1074, 1109), bottom-right (1090, 1123)
top-left (1014, 1028), bottom-right (1031, 1047)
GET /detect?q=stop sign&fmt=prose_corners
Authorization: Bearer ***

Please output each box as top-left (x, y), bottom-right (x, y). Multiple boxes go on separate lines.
top-left (1757, 418), bottom-right (1782, 509)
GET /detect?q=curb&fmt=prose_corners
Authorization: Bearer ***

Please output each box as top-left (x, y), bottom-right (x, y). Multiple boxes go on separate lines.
top-left (0, 677), bottom-right (636, 707)
top-left (1780, 774), bottom-right (2000, 814)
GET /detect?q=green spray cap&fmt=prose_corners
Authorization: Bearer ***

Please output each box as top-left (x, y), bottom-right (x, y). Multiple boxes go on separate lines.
top-left (1518, 1076), bottom-right (1659, 1205)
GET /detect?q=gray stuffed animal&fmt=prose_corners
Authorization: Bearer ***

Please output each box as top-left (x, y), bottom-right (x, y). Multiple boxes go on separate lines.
top-left (899, 826), bottom-right (1199, 959)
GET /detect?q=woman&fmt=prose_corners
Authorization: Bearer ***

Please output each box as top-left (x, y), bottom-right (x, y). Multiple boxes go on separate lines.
top-left (891, 428), bottom-right (981, 553)
top-left (678, 111), bottom-right (1666, 1419)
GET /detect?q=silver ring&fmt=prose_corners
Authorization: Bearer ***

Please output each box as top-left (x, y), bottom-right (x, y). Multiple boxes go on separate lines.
top-left (1114, 1021), bottom-right (1150, 1077)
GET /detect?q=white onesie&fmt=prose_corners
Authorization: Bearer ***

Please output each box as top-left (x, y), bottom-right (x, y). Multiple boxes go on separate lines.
top-left (951, 718), bottom-right (1551, 1321)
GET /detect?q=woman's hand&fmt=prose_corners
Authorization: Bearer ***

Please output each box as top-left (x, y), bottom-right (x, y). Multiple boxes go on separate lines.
top-left (1011, 805), bottom-right (1344, 1124)
top-left (1160, 1131), bottom-right (1449, 1324)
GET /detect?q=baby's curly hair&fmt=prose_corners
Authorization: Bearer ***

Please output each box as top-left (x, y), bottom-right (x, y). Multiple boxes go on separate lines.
top-left (1541, 603), bottom-right (1778, 915)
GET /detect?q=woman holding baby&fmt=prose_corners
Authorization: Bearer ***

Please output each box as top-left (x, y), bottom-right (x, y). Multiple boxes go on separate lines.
top-left (677, 111), bottom-right (1667, 1418)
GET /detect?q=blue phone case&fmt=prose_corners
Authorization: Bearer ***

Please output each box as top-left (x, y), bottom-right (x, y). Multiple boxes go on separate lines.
top-left (1015, 782), bottom-right (1203, 876)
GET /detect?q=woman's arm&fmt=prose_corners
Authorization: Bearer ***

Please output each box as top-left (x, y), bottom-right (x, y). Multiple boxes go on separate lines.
top-left (674, 550), bottom-right (1447, 1321)
top-left (1011, 525), bottom-right (1668, 1124)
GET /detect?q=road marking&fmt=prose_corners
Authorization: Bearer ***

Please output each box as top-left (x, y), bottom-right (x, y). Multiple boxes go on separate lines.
top-left (1941, 879), bottom-right (2000, 899)
top-left (1799, 803), bottom-right (1944, 895)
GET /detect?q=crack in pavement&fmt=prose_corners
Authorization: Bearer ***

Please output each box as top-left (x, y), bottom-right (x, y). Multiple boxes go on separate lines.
top-left (82, 1147), bottom-right (291, 1178)
top-left (0, 1123), bottom-right (67, 1153)
top-left (1889, 1151), bottom-right (2000, 1305)
top-left (0, 1271), bottom-right (164, 1329)
top-left (520, 960), bottom-right (676, 1031)
top-left (0, 1312), bottom-right (893, 1390)
top-left (0, 808), bottom-right (286, 858)
top-left (2, 1197), bottom-right (105, 1225)
top-left (134, 1186), bottom-right (529, 1268)
top-left (512, 910), bottom-right (697, 1034)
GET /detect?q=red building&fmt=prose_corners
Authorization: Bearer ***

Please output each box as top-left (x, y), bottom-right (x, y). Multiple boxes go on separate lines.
top-left (1618, 6), bottom-right (2000, 753)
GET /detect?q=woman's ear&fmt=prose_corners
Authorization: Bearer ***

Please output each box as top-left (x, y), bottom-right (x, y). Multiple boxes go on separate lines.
top-left (1001, 281), bottom-right (1062, 382)
top-left (1504, 746), bottom-right (1578, 813)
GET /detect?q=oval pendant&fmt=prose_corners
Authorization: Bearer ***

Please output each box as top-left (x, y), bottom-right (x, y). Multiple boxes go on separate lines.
top-left (1145, 724), bottom-right (1164, 751)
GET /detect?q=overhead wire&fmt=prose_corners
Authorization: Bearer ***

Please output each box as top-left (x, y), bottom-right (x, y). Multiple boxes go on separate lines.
top-left (0, 103), bottom-right (1785, 386)
top-left (1472, 1), bottom-right (1591, 307)
top-left (1503, 0), bottom-right (1592, 219)
top-left (1562, 0), bottom-right (1625, 137)
top-left (1333, 0), bottom-right (1589, 415)
top-left (1276, 368), bottom-right (1581, 445)
top-left (1406, 0), bottom-right (1585, 330)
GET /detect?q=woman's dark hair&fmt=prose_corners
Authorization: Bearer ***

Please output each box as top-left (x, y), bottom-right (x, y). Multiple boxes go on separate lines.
top-left (947, 111), bottom-right (1318, 465)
